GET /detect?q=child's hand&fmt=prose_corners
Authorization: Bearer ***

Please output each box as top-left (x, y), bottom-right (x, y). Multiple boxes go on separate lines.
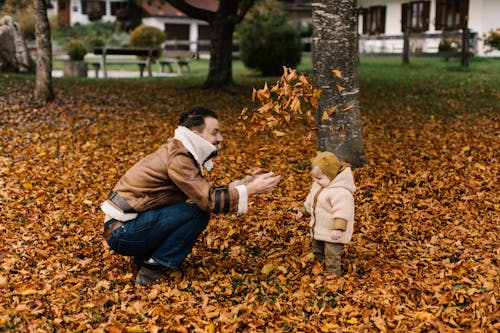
top-left (295, 211), bottom-right (304, 221)
top-left (330, 230), bottom-right (342, 241)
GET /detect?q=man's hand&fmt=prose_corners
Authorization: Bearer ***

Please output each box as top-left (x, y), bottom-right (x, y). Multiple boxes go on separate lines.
top-left (245, 172), bottom-right (281, 196)
top-left (295, 210), bottom-right (304, 221)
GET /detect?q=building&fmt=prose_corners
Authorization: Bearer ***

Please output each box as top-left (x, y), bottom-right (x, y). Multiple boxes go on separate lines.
top-left (358, 0), bottom-right (500, 56)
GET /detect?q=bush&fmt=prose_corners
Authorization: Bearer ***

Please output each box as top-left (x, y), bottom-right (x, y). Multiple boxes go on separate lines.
top-left (438, 39), bottom-right (458, 52)
top-left (16, 5), bottom-right (36, 41)
top-left (129, 25), bottom-right (166, 59)
top-left (66, 39), bottom-right (87, 61)
top-left (483, 28), bottom-right (500, 51)
top-left (52, 22), bottom-right (128, 49)
top-left (237, 0), bottom-right (301, 76)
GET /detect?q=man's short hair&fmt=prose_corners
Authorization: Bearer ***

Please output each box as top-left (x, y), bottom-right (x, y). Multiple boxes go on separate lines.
top-left (178, 107), bottom-right (218, 130)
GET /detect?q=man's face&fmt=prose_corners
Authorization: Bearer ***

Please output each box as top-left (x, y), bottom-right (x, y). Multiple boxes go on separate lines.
top-left (193, 116), bottom-right (223, 147)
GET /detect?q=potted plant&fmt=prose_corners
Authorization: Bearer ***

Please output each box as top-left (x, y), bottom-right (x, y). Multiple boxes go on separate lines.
top-left (63, 39), bottom-right (88, 77)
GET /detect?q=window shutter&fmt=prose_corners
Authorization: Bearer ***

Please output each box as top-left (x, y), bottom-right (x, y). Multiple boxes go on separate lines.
top-left (401, 3), bottom-right (409, 33)
top-left (423, 1), bottom-right (430, 31)
top-left (459, 0), bottom-right (469, 28)
top-left (362, 9), bottom-right (368, 34)
top-left (380, 6), bottom-right (386, 34)
top-left (435, 0), bottom-right (444, 30)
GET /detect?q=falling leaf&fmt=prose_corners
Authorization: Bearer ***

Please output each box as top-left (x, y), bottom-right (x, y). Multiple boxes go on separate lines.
top-left (332, 69), bottom-right (343, 79)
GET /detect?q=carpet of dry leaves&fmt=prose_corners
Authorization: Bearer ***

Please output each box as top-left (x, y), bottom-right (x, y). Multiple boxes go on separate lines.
top-left (0, 73), bottom-right (498, 332)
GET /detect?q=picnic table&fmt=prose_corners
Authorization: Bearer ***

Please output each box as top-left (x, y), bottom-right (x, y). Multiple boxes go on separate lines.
top-left (158, 50), bottom-right (196, 75)
top-left (90, 47), bottom-right (159, 78)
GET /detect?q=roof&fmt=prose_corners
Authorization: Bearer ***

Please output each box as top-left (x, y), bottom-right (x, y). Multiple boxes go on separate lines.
top-left (141, 0), bottom-right (218, 17)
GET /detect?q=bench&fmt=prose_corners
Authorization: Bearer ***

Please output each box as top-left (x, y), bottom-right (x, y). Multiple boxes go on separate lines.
top-left (158, 50), bottom-right (196, 75)
top-left (91, 47), bottom-right (159, 78)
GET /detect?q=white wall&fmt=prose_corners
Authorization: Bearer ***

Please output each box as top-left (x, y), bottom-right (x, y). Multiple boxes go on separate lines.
top-left (358, 0), bottom-right (500, 56)
top-left (69, 0), bottom-right (127, 25)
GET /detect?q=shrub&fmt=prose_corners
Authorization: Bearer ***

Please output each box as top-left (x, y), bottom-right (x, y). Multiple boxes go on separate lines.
top-left (483, 28), bottom-right (500, 51)
top-left (129, 25), bottom-right (166, 59)
top-left (438, 39), bottom-right (458, 52)
top-left (52, 22), bottom-right (128, 49)
top-left (66, 39), bottom-right (87, 61)
top-left (16, 5), bottom-right (36, 41)
top-left (237, 0), bottom-right (301, 76)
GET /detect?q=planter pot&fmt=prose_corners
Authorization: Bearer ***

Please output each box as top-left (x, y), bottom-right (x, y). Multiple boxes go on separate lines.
top-left (63, 60), bottom-right (88, 77)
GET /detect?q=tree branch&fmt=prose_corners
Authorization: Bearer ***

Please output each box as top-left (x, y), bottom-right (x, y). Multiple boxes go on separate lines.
top-left (164, 0), bottom-right (215, 22)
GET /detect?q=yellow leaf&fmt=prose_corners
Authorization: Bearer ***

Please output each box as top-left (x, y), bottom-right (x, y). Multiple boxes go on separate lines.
top-left (346, 317), bottom-right (359, 325)
top-left (331, 69), bottom-right (343, 79)
top-left (321, 322), bottom-right (339, 332)
top-left (23, 182), bottom-right (33, 190)
top-left (321, 111), bottom-right (329, 121)
top-left (205, 323), bottom-right (215, 333)
top-left (261, 263), bottom-right (275, 275)
top-left (126, 327), bottom-right (144, 333)
top-left (336, 84), bottom-right (345, 93)
top-left (226, 229), bottom-right (236, 238)
top-left (475, 163), bottom-right (486, 171)
top-left (461, 146), bottom-right (470, 153)
top-left (21, 288), bottom-right (39, 296)
top-left (415, 311), bottom-right (434, 320)
top-left (273, 130), bottom-right (286, 137)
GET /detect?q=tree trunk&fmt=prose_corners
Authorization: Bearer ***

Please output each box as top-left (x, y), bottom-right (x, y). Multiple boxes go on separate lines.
top-left (164, 0), bottom-right (255, 89)
top-left (204, 20), bottom-right (235, 88)
top-left (312, 0), bottom-right (366, 167)
top-left (402, 3), bottom-right (411, 65)
top-left (33, 0), bottom-right (54, 103)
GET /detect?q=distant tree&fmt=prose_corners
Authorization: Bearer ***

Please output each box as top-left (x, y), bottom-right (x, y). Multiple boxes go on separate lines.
top-left (312, 0), bottom-right (365, 167)
top-left (33, 0), bottom-right (54, 103)
top-left (162, 0), bottom-right (256, 88)
top-left (237, 0), bottom-right (301, 76)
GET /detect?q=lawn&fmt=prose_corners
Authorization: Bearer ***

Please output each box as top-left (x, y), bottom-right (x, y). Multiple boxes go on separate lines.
top-left (0, 57), bottom-right (499, 332)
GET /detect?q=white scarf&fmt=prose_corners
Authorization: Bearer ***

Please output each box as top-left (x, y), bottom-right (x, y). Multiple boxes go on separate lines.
top-left (174, 126), bottom-right (218, 172)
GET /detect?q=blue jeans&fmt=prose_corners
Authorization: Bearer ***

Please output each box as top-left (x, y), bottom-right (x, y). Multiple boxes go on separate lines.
top-left (105, 203), bottom-right (210, 270)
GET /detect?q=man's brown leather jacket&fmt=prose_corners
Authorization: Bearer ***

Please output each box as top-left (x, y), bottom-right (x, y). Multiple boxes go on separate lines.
top-left (111, 138), bottom-right (240, 214)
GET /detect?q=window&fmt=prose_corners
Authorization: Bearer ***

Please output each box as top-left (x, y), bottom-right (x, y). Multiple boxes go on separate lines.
top-left (362, 6), bottom-right (386, 35)
top-left (111, 2), bottom-right (128, 16)
top-left (435, 0), bottom-right (469, 31)
top-left (81, 0), bottom-right (105, 15)
top-left (402, 1), bottom-right (430, 32)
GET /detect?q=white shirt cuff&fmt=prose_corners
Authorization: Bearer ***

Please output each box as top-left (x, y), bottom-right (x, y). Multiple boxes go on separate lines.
top-left (235, 185), bottom-right (248, 214)
top-left (101, 200), bottom-right (138, 221)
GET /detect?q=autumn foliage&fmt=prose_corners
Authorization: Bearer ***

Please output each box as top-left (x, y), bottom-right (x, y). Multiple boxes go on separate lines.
top-left (0, 65), bottom-right (499, 332)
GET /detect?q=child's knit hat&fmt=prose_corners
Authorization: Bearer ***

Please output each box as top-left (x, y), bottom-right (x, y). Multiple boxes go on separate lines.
top-left (311, 151), bottom-right (341, 180)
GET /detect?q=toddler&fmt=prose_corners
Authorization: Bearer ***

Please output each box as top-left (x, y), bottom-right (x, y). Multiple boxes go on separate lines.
top-left (295, 151), bottom-right (356, 275)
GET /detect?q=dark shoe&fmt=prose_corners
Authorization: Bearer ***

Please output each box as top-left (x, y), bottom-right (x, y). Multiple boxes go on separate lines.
top-left (135, 265), bottom-right (167, 286)
top-left (130, 256), bottom-right (144, 274)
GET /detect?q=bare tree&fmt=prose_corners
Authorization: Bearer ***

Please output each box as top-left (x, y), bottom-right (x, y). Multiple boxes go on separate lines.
top-left (164, 0), bottom-right (255, 88)
top-left (33, 0), bottom-right (54, 103)
top-left (312, 0), bottom-right (366, 167)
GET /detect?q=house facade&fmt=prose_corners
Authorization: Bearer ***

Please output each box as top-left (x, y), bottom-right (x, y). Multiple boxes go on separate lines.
top-left (52, 0), bottom-right (130, 26)
top-left (358, 0), bottom-right (500, 56)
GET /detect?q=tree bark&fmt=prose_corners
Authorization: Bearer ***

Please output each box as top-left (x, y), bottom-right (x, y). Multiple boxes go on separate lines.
top-left (33, 0), bottom-right (54, 103)
top-left (204, 20), bottom-right (235, 88)
top-left (312, 0), bottom-right (366, 167)
top-left (165, 0), bottom-right (255, 88)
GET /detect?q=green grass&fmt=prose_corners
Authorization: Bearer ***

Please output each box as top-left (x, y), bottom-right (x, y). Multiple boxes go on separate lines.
top-left (10, 56), bottom-right (500, 122)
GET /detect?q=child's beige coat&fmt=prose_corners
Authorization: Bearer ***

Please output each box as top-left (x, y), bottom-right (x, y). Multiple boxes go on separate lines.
top-left (302, 167), bottom-right (356, 244)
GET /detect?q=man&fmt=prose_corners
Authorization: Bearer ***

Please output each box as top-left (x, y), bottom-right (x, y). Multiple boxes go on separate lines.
top-left (101, 107), bottom-right (281, 286)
